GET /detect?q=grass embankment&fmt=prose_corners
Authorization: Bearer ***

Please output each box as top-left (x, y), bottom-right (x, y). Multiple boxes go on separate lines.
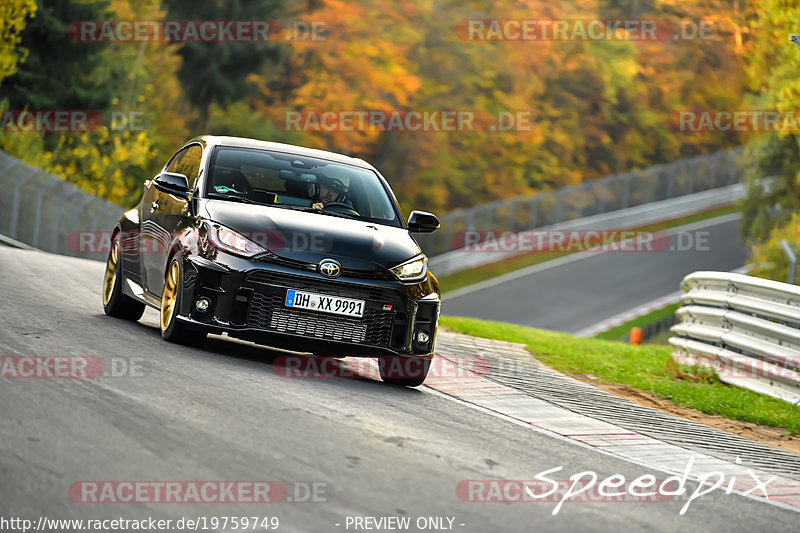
top-left (440, 316), bottom-right (800, 435)
top-left (438, 205), bottom-right (739, 294)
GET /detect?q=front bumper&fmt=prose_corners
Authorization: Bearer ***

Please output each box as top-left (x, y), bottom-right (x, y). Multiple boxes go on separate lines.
top-left (177, 254), bottom-right (440, 357)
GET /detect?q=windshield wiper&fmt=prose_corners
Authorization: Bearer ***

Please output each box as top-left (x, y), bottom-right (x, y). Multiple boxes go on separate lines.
top-left (205, 192), bottom-right (260, 205)
top-left (206, 194), bottom-right (360, 220)
top-left (286, 205), bottom-right (360, 220)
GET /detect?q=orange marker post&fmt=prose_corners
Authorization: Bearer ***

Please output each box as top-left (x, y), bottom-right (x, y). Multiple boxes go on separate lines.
top-left (629, 327), bottom-right (643, 345)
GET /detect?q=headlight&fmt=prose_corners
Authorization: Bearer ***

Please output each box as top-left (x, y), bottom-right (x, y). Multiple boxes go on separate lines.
top-left (391, 255), bottom-right (428, 281)
top-left (206, 224), bottom-right (267, 257)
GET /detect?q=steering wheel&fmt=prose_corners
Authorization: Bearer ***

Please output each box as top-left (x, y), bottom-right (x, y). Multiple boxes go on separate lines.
top-left (323, 202), bottom-right (360, 216)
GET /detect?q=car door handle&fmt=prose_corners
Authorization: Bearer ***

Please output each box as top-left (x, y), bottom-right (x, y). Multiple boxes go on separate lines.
top-left (150, 201), bottom-right (159, 213)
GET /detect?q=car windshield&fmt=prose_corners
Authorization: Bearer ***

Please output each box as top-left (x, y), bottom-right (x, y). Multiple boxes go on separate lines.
top-left (206, 147), bottom-right (402, 227)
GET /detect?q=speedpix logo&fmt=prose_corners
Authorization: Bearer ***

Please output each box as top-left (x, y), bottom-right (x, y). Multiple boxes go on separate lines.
top-left (456, 457), bottom-right (776, 516)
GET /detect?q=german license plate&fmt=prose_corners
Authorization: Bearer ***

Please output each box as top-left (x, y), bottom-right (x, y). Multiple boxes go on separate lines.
top-left (285, 289), bottom-right (365, 318)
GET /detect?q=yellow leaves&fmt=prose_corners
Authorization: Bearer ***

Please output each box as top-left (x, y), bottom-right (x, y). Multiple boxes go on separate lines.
top-left (0, 125), bottom-right (161, 207)
top-left (749, 211), bottom-right (800, 282)
top-left (0, 0), bottom-right (36, 84)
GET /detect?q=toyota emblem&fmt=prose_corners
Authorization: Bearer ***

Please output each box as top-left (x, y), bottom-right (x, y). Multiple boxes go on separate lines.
top-left (318, 259), bottom-right (342, 278)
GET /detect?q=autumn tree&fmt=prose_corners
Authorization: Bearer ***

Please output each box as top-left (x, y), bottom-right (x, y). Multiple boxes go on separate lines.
top-left (0, 0), bottom-right (115, 111)
top-left (0, 0), bottom-right (36, 85)
top-left (740, 0), bottom-right (800, 244)
top-left (161, 0), bottom-right (286, 131)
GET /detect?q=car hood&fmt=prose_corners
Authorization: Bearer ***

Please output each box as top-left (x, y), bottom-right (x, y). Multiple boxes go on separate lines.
top-left (200, 199), bottom-right (421, 270)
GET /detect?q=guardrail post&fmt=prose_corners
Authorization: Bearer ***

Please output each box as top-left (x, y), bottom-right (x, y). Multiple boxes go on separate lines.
top-left (484, 204), bottom-right (494, 230)
top-left (577, 181), bottom-right (591, 217)
top-left (32, 179), bottom-right (64, 248)
top-left (9, 167), bottom-right (37, 240)
top-left (708, 152), bottom-right (721, 189)
top-left (687, 158), bottom-right (697, 195)
top-left (621, 173), bottom-right (632, 209)
top-left (644, 169), bottom-right (656, 204)
top-left (508, 198), bottom-right (519, 230)
top-left (465, 207), bottom-right (475, 231)
top-left (528, 196), bottom-right (539, 227)
top-left (782, 240), bottom-right (797, 284)
top-left (554, 189), bottom-right (565, 223)
top-left (666, 166), bottom-right (676, 199)
top-left (596, 179), bottom-right (606, 213)
top-left (68, 195), bottom-right (96, 257)
top-left (50, 189), bottom-right (83, 253)
top-left (728, 151), bottom-right (739, 186)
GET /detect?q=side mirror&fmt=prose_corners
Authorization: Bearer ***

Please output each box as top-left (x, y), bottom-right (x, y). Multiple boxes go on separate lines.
top-left (407, 210), bottom-right (440, 233)
top-left (154, 172), bottom-right (190, 199)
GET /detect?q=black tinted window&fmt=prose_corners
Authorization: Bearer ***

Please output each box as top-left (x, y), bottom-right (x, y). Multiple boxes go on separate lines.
top-left (207, 147), bottom-right (400, 226)
top-left (166, 145), bottom-right (203, 181)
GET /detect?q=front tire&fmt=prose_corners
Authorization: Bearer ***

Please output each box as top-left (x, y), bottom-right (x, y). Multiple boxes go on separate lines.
top-left (160, 256), bottom-right (205, 345)
top-left (379, 355), bottom-right (432, 387)
top-left (103, 234), bottom-right (145, 320)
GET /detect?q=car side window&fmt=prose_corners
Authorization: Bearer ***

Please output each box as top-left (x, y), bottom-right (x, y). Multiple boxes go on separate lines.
top-left (166, 147), bottom-right (189, 173)
top-left (166, 145), bottom-right (203, 186)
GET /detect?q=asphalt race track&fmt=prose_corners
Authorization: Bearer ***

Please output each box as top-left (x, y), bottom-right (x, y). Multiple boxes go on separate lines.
top-left (0, 244), bottom-right (797, 532)
top-left (442, 215), bottom-right (747, 333)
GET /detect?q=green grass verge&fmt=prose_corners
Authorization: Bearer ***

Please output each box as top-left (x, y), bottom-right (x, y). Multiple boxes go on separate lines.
top-left (595, 303), bottom-right (680, 342)
top-left (438, 204), bottom-right (739, 294)
top-left (440, 316), bottom-right (800, 435)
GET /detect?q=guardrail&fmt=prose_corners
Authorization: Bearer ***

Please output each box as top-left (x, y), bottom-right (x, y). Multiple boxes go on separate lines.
top-left (669, 271), bottom-right (800, 405)
top-left (418, 147), bottom-right (745, 258)
top-left (430, 184), bottom-right (745, 277)
top-left (0, 150), bottom-right (121, 262)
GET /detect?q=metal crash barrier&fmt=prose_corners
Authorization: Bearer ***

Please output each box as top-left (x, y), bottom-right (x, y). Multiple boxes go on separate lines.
top-left (670, 271), bottom-right (800, 404)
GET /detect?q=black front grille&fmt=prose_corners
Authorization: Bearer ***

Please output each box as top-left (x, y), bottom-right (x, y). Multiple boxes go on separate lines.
top-left (246, 292), bottom-right (393, 346)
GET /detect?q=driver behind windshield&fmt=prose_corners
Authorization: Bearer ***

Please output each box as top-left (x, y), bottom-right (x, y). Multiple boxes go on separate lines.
top-left (312, 173), bottom-right (350, 209)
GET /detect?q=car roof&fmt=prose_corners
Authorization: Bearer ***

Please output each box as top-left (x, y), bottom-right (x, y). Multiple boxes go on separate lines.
top-left (191, 135), bottom-right (374, 170)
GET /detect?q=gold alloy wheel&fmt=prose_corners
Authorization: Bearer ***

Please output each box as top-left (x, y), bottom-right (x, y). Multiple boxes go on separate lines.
top-left (102, 238), bottom-right (119, 305)
top-left (160, 260), bottom-right (180, 332)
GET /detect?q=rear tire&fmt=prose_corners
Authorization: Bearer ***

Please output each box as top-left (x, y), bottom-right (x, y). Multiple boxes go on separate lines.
top-left (379, 355), bottom-right (431, 387)
top-left (160, 256), bottom-right (206, 345)
top-left (103, 233), bottom-right (145, 320)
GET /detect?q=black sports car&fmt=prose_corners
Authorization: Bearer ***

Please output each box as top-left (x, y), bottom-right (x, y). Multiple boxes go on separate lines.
top-left (102, 136), bottom-right (441, 386)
